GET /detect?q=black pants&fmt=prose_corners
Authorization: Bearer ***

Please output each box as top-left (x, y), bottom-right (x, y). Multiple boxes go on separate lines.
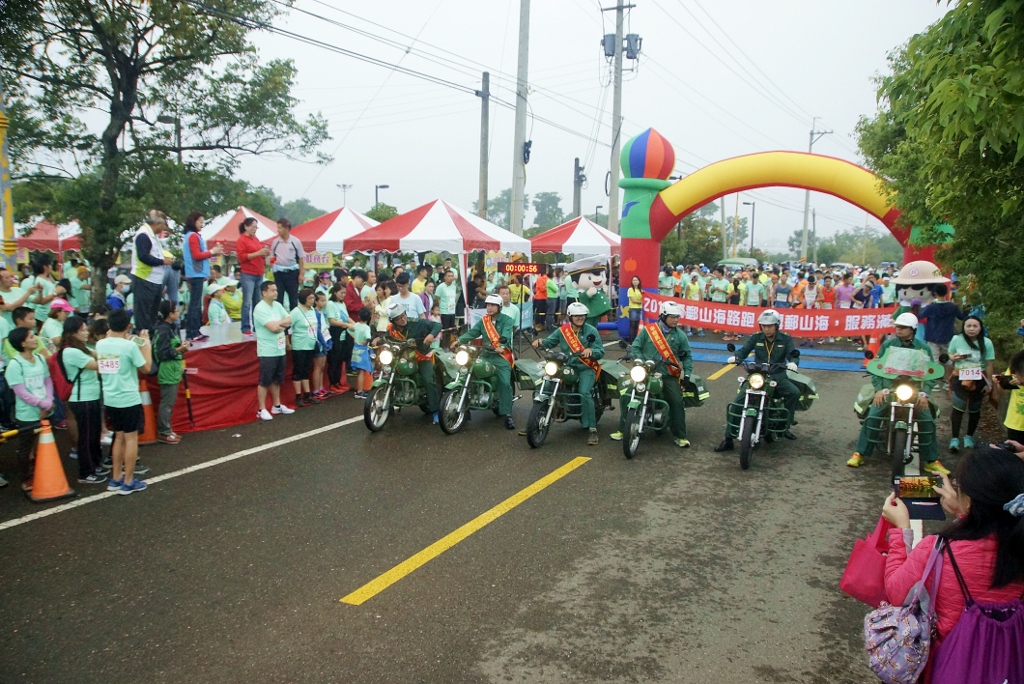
top-left (274, 270), bottom-right (300, 311)
top-left (441, 314), bottom-right (456, 347)
top-left (131, 275), bottom-right (163, 334)
top-left (69, 399), bottom-right (103, 478)
top-left (185, 277), bottom-right (206, 339)
top-left (1008, 427), bottom-right (1024, 442)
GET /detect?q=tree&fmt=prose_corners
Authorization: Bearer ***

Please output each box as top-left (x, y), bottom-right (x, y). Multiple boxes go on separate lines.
top-left (1, 0), bottom-right (328, 304)
top-left (281, 198), bottom-right (325, 225)
top-left (661, 204), bottom-right (723, 267)
top-left (856, 0), bottom-right (1024, 352)
top-left (531, 191), bottom-right (565, 229)
top-left (471, 188), bottom-right (527, 230)
top-left (365, 202), bottom-right (398, 223)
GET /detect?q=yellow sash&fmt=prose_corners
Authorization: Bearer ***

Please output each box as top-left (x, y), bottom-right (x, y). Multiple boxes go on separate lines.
top-left (560, 323), bottom-right (601, 379)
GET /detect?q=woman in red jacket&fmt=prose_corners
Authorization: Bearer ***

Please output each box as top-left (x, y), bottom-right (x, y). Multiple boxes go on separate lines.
top-left (235, 218), bottom-right (270, 336)
top-left (882, 446), bottom-right (1024, 675)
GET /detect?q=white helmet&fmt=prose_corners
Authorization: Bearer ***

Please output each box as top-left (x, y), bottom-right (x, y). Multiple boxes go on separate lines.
top-left (385, 301), bottom-right (407, 320)
top-left (758, 309), bottom-right (782, 326)
top-left (894, 312), bottom-right (919, 329)
top-left (659, 301), bottom-right (684, 317)
top-left (485, 294), bottom-right (502, 307)
top-left (566, 301), bottom-right (589, 317)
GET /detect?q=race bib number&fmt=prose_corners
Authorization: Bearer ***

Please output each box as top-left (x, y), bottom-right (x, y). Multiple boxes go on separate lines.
top-left (839, 302), bottom-right (851, 309)
top-left (277, 335), bottom-right (286, 350)
top-left (852, 301), bottom-right (864, 309)
top-left (822, 303), bottom-right (833, 310)
top-left (98, 358), bottom-right (121, 374)
top-left (959, 367), bottom-right (983, 381)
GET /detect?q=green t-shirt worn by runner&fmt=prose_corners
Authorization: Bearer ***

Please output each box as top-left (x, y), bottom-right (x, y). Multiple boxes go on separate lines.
top-left (745, 282), bottom-right (765, 306)
top-left (60, 347), bottom-right (101, 402)
top-left (23, 276), bottom-right (55, 320)
top-left (0, 287), bottom-right (25, 326)
top-left (947, 335), bottom-right (995, 370)
top-left (5, 353), bottom-right (50, 422)
top-left (253, 299), bottom-right (289, 358)
top-left (325, 300), bottom-right (348, 341)
top-left (96, 336), bottom-right (147, 409)
top-left (290, 307), bottom-right (317, 351)
top-left (40, 317), bottom-right (64, 341)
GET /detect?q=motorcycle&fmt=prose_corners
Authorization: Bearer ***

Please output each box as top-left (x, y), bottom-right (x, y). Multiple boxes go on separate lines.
top-left (524, 345), bottom-right (619, 449)
top-left (725, 343), bottom-right (818, 470)
top-left (855, 347), bottom-right (946, 482)
top-left (437, 343), bottom-right (533, 435)
top-left (617, 358), bottom-right (710, 459)
top-left (363, 338), bottom-right (453, 432)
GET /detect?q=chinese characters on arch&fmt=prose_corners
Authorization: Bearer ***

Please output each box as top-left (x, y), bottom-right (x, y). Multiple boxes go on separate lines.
top-left (641, 292), bottom-right (895, 338)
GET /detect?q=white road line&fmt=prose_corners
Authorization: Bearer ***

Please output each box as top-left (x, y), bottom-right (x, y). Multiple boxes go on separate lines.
top-left (0, 415), bottom-right (363, 533)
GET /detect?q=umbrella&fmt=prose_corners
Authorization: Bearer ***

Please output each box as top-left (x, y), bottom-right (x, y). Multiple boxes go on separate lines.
top-left (17, 218), bottom-right (82, 253)
top-left (530, 216), bottom-right (620, 257)
top-left (200, 206), bottom-right (277, 253)
top-left (290, 207), bottom-right (379, 253)
top-left (344, 200), bottom-right (531, 254)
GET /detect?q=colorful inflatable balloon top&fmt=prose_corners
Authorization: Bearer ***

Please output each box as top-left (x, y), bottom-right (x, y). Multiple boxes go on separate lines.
top-left (621, 128), bottom-right (675, 180)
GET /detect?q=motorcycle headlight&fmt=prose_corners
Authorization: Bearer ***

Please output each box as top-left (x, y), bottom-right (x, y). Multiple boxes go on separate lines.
top-left (895, 384), bottom-right (914, 402)
top-left (544, 361), bottom-right (559, 377)
top-left (748, 373), bottom-right (766, 390)
top-left (630, 365), bottom-right (647, 383)
top-left (378, 349), bottom-right (394, 366)
top-left (455, 349), bottom-right (470, 366)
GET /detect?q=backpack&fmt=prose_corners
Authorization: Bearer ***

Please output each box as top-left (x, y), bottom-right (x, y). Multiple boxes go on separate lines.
top-left (930, 544), bottom-right (1024, 684)
top-left (47, 348), bottom-right (83, 402)
top-left (864, 536), bottom-right (944, 684)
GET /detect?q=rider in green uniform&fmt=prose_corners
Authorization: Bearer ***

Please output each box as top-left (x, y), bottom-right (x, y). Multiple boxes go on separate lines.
top-left (611, 300), bottom-right (693, 448)
top-left (383, 301), bottom-right (442, 423)
top-left (457, 294), bottom-right (516, 430)
top-left (532, 301), bottom-right (605, 446)
top-left (847, 312), bottom-right (948, 474)
top-left (715, 309), bottom-right (801, 452)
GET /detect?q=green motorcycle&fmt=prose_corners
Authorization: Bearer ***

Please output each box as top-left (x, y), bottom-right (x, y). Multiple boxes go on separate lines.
top-left (524, 349), bottom-right (620, 449)
top-left (363, 339), bottom-right (451, 432)
top-left (437, 344), bottom-right (532, 434)
top-left (618, 359), bottom-right (710, 459)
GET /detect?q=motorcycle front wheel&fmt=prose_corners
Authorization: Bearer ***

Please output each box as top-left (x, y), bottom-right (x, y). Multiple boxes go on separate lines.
top-left (527, 400), bottom-right (551, 449)
top-left (891, 428), bottom-right (909, 480)
top-left (739, 416), bottom-right (756, 470)
top-left (364, 386), bottom-right (391, 432)
top-left (624, 407), bottom-right (642, 460)
top-left (439, 390), bottom-right (467, 435)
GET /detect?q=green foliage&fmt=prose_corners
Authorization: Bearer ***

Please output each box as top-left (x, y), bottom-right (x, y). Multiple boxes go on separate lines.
top-left (531, 191), bottom-right (565, 229)
top-left (784, 226), bottom-right (903, 266)
top-left (0, 0), bottom-right (329, 303)
top-left (471, 188), bottom-right (528, 230)
top-left (856, 0), bottom-right (1024, 355)
top-left (365, 202), bottom-right (399, 223)
top-left (661, 212), bottom-right (723, 267)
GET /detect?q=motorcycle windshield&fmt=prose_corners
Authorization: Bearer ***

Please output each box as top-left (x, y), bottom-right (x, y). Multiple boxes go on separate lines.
top-left (866, 347), bottom-right (944, 382)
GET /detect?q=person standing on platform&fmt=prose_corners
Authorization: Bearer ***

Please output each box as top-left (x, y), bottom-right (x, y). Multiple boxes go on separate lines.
top-left (182, 211), bottom-right (222, 343)
top-left (269, 218), bottom-right (305, 311)
top-left (253, 282), bottom-right (295, 421)
top-left (130, 210), bottom-right (173, 334)
top-left (236, 217), bottom-right (269, 338)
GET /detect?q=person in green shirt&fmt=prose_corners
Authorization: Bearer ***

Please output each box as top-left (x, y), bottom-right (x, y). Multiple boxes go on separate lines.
top-left (436, 270), bottom-right (459, 347)
top-left (658, 267), bottom-right (675, 296)
top-left (4, 327), bottom-right (52, 490)
top-left (69, 265), bottom-right (93, 313)
top-left (153, 302), bottom-right (190, 445)
top-left (0, 266), bottom-right (37, 327)
top-left (947, 315), bottom-right (998, 451)
top-left (59, 316), bottom-right (106, 483)
top-left (847, 312), bottom-right (945, 473)
top-left (95, 308), bottom-right (152, 494)
top-left (379, 300), bottom-right (443, 421)
top-left (40, 298), bottom-right (74, 344)
top-left (457, 294), bottom-right (517, 429)
top-left (2, 306), bottom-right (51, 362)
top-left (253, 281), bottom-right (296, 421)
top-left (531, 301), bottom-right (605, 445)
top-left (707, 268), bottom-right (730, 304)
top-left (744, 278), bottom-right (765, 307)
top-left (611, 301), bottom-right (693, 447)
top-left (289, 288), bottom-right (319, 407)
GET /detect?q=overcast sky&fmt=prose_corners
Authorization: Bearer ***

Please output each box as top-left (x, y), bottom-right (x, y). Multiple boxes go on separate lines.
top-left (235, 0), bottom-right (949, 251)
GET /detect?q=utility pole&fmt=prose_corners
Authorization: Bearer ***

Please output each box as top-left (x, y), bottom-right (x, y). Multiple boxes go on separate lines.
top-left (731, 194), bottom-right (740, 257)
top-left (720, 201), bottom-right (727, 260)
top-left (572, 158), bottom-right (585, 218)
top-left (475, 72), bottom-right (490, 219)
top-left (509, 0), bottom-right (530, 236)
top-left (743, 200), bottom-right (756, 254)
top-left (801, 117), bottom-right (832, 259)
top-left (0, 93), bottom-right (14, 269)
top-left (812, 208), bottom-right (818, 264)
top-left (602, 2), bottom-right (637, 235)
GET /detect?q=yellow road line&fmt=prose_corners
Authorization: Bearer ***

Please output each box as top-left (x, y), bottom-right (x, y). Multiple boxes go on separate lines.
top-left (707, 364), bottom-right (736, 381)
top-left (340, 456), bottom-right (591, 606)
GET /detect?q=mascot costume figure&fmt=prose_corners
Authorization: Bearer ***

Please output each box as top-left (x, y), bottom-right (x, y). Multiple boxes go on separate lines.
top-left (568, 256), bottom-right (613, 329)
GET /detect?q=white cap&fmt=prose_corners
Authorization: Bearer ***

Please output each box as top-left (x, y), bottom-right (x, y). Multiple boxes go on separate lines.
top-left (894, 312), bottom-right (919, 329)
top-left (114, 274), bottom-right (131, 286)
top-left (208, 283), bottom-right (222, 295)
top-left (485, 294), bottom-right (502, 306)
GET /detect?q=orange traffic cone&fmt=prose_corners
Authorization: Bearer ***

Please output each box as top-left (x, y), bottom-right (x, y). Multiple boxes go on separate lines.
top-left (139, 379), bottom-right (158, 446)
top-left (863, 334), bottom-right (882, 367)
top-left (27, 420), bottom-right (75, 503)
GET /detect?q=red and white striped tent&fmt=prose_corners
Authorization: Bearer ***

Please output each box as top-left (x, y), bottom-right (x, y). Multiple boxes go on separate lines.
top-left (344, 200), bottom-right (530, 254)
top-left (16, 218), bottom-right (82, 252)
top-left (530, 216), bottom-right (620, 257)
top-left (291, 207), bottom-right (379, 253)
top-left (200, 206), bottom-right (277, 253)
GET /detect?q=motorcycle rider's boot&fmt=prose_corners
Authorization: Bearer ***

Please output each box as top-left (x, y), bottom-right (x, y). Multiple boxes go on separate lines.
top-left (783, 430), bottom-right (797, 440)
top-left (587, 429), bottom-right (599, 446)
top-left (923, 460), bottom-right (951, 476)
top-left (504, 415), bottom-right (515, 430)
top-left (609, 431), bottom-right (624, 441)
top-left (714, 437), bottom-right (734, 452)
top-left (674, 438), bottom-right (691, 448)
top-left (846, 452), bottom-right (864, 467)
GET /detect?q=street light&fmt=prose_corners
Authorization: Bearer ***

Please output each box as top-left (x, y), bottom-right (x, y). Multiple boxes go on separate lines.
top-left (156, 114), bottom-right (182, 164)
top-left (375, 184), bottom-right (390, 206)
top-left (594, 205), bottom-right (603, 223)
top-left (337, 183), bottom-right (353, 205)
top-left (742, 201), bottom-right (756, 254)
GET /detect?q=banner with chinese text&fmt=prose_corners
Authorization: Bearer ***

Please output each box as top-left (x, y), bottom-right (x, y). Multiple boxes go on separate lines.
top-left (641, 292), bottom-right (895, 338)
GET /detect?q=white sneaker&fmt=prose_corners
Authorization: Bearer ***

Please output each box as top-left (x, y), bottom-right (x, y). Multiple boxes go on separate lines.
top-left (100, 432), bottom-right (113, 446)
top-left (257, 409), bottom-right (273, 421)
top-left (271, 404), bottom-right (295, 415)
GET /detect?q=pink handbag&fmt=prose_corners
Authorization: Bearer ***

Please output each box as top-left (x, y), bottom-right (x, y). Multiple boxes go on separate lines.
top-left (839, 516), bottom-right (895, 607)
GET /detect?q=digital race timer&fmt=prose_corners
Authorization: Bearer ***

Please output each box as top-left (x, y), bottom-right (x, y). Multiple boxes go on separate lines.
top-left (498, 262), bottom-right (541, 275)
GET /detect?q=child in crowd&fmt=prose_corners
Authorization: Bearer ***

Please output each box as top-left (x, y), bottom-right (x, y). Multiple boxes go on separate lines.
top-left (206, 284), bottom-right (230, 325)
top-left (311, 292), bottom-right (333, 399)
top-left (220, 280), bottom-right (242, 321)
top-left (351, 307), bottom-right (374, 400)
top-left (2, 327), bottom-right (53, 491)
top-left (41, 298), bottom-right (74, 345)
top-left (153, 301), bottom-right (189, 445)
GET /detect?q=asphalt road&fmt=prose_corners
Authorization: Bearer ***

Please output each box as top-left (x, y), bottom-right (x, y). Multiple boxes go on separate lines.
top-left (0, 346), bottom-right (985, 684)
